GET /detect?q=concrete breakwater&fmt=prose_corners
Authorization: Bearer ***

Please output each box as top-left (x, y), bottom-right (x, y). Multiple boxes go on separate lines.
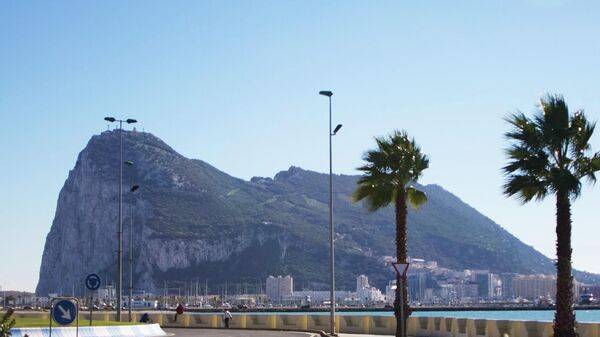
top-left (151, 312), bottom-right (599, 337)
top-left (8, 311), bottom-right (600, 337)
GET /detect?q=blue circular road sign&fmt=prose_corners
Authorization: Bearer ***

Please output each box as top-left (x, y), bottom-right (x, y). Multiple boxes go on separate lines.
top-left (85, 273), bottom-right (101, 291)
top-left (53, 299), bottom-right (77, 325)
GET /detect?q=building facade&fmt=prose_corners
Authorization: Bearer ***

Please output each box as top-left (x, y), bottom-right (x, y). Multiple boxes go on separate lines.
top-left (266, 275), bottom-right (293, 303)
top-left (356, 275), bottom-right (369, 292)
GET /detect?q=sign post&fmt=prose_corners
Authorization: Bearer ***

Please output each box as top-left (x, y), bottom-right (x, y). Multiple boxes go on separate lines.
top-left (85, 273), bottom-right (101, 326)
top-left (392, 262), bottom-right (410, 337)
top-left (49, 297), bottom-right (79, 337)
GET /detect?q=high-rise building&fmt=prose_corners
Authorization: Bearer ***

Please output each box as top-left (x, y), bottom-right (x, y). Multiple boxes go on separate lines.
top-left (356, 275), bottom-right (369, 292)
top-left (266, 275), bottom-right (293, 303)
top-left (453, 282), bottom-right (479, 299)
top-left (408, 273), bottom-right (428, 301)
top-left (473, 270), bottom-right (494, 299)
top-left (513, 274), bottom-right (556, 300)
top-left (500, 273), bottom-right (517, 299)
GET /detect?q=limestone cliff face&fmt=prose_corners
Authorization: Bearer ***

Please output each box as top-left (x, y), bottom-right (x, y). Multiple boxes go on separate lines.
top-left (37, 130), bottom-right (594, 296)
top-left (36, 131), bottom-right (300, 295)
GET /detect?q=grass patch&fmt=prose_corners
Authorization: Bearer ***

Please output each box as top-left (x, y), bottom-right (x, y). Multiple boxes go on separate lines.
top-left (14, 317), bottom-right (142, 328)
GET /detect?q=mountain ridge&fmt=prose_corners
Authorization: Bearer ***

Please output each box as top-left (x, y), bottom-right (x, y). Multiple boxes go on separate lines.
top-left (36, 130), bottom-right (599, 296)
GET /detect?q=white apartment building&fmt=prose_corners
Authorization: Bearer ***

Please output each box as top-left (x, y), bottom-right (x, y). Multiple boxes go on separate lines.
top-left (385, 280), bottom-right (397, 304)
top-left (357, 286), bottom-right (385, 304)
top-left (513, 274), bottom-right (556, 300)
top-left (266, 275), bottom-right (293, 303)
top-left (356, 275), bottom-right (369, 292)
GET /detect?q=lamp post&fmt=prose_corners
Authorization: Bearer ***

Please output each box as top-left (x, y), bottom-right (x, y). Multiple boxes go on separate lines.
top-left (319, 90), bottom-right (342, 335)
top-left (128, 183), bottom-right (139, 321)
top-left (104, 117), bottom-right (137, 321)
top-left (124, 160), bottom-right (138, 322)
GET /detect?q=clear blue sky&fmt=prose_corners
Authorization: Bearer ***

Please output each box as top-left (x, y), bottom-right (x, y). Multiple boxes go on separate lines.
top-left (1, 0), bottom-right (599, 292)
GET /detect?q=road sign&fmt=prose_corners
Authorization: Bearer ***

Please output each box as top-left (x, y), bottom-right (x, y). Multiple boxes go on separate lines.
top-left (85, 273), bottom-right (101, 291)
top-left (53, 299), bottom-right (77, 325)
top-left (392, 262), bottom-right (410, 276)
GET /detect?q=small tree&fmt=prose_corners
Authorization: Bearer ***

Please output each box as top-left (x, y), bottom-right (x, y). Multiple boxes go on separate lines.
top-left (0, 308), bottom-right (16, 337)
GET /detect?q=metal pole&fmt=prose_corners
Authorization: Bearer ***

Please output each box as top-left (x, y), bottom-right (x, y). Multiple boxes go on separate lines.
top-left (129, 187), bottom-right (133, 322)
top-left (75, 298), bottom-right (80, 337)
top-left (117, 120), bottom-right (123, 321)
top-left (328, 94), bottom-right (335, 336)
top-left (399, 276), bottom-right (405, 337)
top-left (49, 300), bottom-right (53, 337)
top-left (89, 294), bottom-right (93, 326)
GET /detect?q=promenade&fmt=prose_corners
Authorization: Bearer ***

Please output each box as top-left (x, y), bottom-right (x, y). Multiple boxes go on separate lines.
top-left (164, 328), bottom-right (391, 337)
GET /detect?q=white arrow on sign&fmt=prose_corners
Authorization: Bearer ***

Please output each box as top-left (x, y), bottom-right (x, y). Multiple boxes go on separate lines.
top-left (57, 304), bottom-right (72, 320)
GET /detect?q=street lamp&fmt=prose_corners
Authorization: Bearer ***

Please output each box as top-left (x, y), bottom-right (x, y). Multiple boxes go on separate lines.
top-left (319, 90), bottom-right (342, 335)
top-left (104, 117), bottom-right (137, 321)
top-left (128, 183), bottom-right (139, 322)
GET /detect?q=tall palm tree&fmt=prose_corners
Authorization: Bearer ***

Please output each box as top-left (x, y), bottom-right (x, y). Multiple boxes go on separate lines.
top-left (353, 130), bottom-right (429, 337)
top-left (503, 94), bottom-right (600, 337)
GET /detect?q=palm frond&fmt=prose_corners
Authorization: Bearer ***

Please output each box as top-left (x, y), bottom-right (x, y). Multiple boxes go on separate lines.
top-left (503, 174), bottom-right (549, 203)
top-left (549, 168), bottom-right (582, 199)
top-left (406, 186), bottom-right (427, 209)
top-left (592, 153), bottom-right (600, 171)
top-left (503, 94), bottom-right (598, 202)
top-left (570, 110), bottom-right (595, 154)
top-left (352, 182), bottom-right (395, 212)
top-left (353, 129), bottom-right (429, 211)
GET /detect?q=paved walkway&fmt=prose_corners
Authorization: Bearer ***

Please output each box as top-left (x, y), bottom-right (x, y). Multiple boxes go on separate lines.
top-left (164, 328), bottom-right (396, 337)
top-left (338, 335), bottom-right (393, 337)
top-left (164, 328), bottom-right (320, 336)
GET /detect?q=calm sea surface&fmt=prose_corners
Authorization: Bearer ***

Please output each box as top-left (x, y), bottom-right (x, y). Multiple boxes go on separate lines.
top-left (212, 310), bottom-right (600, 323)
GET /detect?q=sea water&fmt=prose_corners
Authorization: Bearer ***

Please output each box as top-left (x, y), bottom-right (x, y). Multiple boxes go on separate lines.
top-left (197, 310), bottom-right (600, 323)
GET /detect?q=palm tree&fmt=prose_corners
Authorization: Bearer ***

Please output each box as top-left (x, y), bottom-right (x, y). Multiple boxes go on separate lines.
top-left (353, 130), bottom-right (429, 337)
top-left (503, 94), bottom-right (600, 337)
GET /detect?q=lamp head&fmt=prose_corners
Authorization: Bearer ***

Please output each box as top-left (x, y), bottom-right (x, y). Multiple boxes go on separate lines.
top-left (319, 91), bottom-right (333, 97)
top-left (130, 185), bottom-right (140, 192)
top-left (104, 117), bottom-right (116, 122)
top-left (333, 124), bottom-right (343, 135)
top-left (126, 119), bottom-right (137, 124)
top-left (124, 161), bottom-right (134, 166)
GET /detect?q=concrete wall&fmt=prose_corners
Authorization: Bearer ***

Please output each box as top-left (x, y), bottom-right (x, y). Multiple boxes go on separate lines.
top-left (161, 313), bottom-right (598, 336)
top-left (8, 311), bottom-right (600, 337)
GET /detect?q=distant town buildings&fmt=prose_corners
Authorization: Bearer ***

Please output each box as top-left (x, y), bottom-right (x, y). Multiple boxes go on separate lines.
top-left (4, 257), bottom-right (596, 309)
top-left (355, 275), bottom-right (384, 305)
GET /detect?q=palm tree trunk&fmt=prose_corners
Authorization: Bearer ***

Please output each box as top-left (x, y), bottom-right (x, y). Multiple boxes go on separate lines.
top-left (554, 192), bottom-right (576, 337)
top-left (394, 189), bottom-right (409, 337)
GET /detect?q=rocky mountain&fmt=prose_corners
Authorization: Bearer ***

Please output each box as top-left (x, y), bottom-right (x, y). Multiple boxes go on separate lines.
top-left (35, 130), bottom-right (597, 296)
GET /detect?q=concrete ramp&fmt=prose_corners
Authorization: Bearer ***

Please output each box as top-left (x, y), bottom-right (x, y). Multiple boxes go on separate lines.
top-left (10, 323), bottom-right (166, 337)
